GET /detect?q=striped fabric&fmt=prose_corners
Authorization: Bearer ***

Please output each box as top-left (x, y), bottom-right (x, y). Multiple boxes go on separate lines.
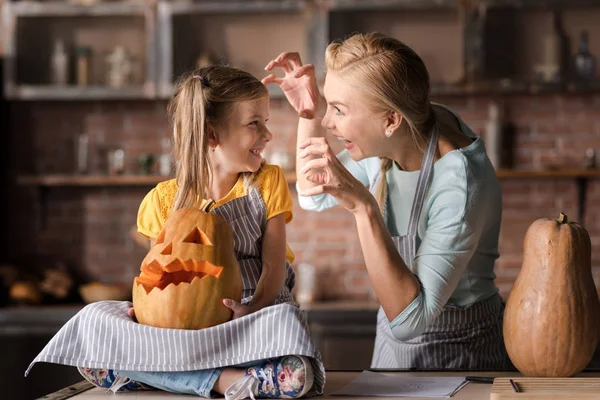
top-left (26, 187), bottom-right (324, 395)
top-left (370, 126), bottom-right (510, 369)
top-left (26, 301), bottom-right (325, 395)
top-left (372, 294), bottom-right (509, 369)
top-left (211, 189), bottom-right (296, 305)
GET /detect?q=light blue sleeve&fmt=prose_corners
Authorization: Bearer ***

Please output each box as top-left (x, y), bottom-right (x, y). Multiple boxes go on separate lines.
top-left (388, 161), bottom-right (481, 341)
top-left (297, 149), bottom-right (371, 211)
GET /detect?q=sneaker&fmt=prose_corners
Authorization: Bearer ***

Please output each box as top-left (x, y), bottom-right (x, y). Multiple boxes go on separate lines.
top-left (245, 355), bottom-right (314, 398)
top-left (77, 367), bottom-right (154, 392)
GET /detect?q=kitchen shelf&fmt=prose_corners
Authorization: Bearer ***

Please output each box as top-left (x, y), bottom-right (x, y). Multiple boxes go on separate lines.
top-left (4, 1), bottom-right (600, 100)
top-left (4, 85), bottom-right (155, 101)
top-left (485, 0), bottom-right (600, 8)
top-left (496, 168), bottom-right (600, 179)
top-left (325, 0), bottom-right (455, 11)
top-left (7, 0), bottom-right (151, 17)
top-left (429, 80), bottom-right (600, 97)
top-left (16, 172), bottom-right (298, 187)
top-left (19, 169), bottom-right (600, 186)
top-left (2, 0), bottom-right (156, 100)
top-left (16, 172), bottom-right (296, 230)
top-left (155, 0), bottom-right (321, 99)
top-left (16, 174), bottom-right (172, 187)
top-left (496, 168), bottom-right (600, 225)
top-left (325, 0), bottom-right (600, 10)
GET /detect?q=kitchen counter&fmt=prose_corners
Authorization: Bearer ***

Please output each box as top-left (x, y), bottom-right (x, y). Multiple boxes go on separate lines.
top-left (0, 305), bottom-right (83, 335)
top-left (45, 370), bottom-right (600, 399)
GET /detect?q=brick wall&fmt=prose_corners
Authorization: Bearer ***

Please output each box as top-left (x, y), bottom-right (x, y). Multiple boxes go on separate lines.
top-left (4, 93), bottom-right (600, 302)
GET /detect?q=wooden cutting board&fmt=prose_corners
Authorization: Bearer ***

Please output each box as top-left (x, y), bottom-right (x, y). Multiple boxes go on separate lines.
top-left (490, 377), bottom-right (600, 399)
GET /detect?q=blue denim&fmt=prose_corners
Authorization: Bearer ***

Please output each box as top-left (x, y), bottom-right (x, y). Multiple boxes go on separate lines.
top-left (117, 367), bottom-right (224, 398)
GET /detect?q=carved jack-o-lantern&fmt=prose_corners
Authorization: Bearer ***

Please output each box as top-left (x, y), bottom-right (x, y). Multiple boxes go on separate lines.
top-left (132, 207), bottom-right (242, 330)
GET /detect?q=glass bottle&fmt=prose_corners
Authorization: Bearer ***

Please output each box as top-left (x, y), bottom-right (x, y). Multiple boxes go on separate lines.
top-left (76, 46), bottom-right (92, 86)
top-left (485, 101), bottom-right (503, 170)
top-left (574, 30), bottom-right (596, 82)
top-left (51, 39), bottom-right (68, 85)
top-left (158, 138), bottom-right (172, 176)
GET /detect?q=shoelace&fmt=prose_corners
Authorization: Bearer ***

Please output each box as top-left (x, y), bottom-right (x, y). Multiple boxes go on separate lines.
top-left (108, 373), bottom-right (131, 393)
top-left (257, 367), bottom-right (276, 394)
top-left (224, 375), bottom-right (259, 400)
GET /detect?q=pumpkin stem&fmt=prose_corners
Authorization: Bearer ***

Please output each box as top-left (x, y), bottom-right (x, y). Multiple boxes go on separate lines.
top-left (557, 212), bottom-right (568, 224)
top-left (201, 199), bottom-right (215, 212)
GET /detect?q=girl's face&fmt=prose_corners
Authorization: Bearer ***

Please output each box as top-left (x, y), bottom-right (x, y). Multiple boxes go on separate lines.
top-left (321, 72), bottom-right (387, 161)
top-left (213, 97), bottom-right (272, 174)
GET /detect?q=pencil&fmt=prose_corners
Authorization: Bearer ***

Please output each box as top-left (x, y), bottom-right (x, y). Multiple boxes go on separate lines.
top-left (509, 379), bottom-right (521, 393)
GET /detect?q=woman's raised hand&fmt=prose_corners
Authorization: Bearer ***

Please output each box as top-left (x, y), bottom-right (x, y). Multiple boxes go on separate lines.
top-left (298, 137), bottom-right (376, 214)
top-left (262, 52), bottom-right (321, 119)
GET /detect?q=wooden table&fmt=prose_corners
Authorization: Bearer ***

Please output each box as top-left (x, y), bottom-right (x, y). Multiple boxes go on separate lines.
top-left (45, 370), bottom-right (600, 399)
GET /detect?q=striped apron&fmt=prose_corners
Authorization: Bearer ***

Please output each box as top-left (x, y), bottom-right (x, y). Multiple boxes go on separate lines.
top-left (370, 127), bottom-right (510, 370)
top-left (26, 188), bottom-right (325, 395)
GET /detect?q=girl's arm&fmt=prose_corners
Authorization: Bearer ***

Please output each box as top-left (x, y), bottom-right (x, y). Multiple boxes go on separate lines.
top-left (248, 213), bottom-right (287, 311)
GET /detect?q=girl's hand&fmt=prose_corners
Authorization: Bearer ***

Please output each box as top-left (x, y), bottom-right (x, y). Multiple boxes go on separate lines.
top-left (223, 298), bottom-right (255, 320)
top-left (262, 52), bottom-right (321, 119)
top-left (298, 137), bottom-right (377, 214)
top-left (127, 307), bottom-right (137, 321)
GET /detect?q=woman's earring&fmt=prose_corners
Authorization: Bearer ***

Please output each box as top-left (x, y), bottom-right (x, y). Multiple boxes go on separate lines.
top-left (385, 130), bottom-right (393, 138)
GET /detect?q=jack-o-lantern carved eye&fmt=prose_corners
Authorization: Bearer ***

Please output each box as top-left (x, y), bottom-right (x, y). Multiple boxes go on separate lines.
top-left (160, 243), bottom-right (172, 255)
top-left (183, 228), bottom-right (213, 246)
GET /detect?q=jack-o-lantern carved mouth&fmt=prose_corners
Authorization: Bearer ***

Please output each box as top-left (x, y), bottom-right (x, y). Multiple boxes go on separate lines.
top-left (136, 226), bottom-right (224, 293)
top-left (137, 259), bottom-right (224, 293)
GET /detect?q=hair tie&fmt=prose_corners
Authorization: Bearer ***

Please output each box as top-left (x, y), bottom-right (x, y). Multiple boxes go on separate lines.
top-left (192, 75), bottom-right (208, 88)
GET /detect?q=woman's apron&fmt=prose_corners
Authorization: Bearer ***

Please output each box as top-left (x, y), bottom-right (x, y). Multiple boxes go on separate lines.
top-left (26, 188), bottom-right (325, 395)
top-left (370, 127), bottom-right (510, 370)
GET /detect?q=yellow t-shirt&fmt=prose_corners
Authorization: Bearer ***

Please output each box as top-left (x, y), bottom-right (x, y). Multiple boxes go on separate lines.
top-left (137, 164), bottom-right (295, 264)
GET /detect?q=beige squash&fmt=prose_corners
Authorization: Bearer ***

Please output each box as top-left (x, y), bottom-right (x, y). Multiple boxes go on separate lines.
top-left (503, 213), bottom-right (600, 376)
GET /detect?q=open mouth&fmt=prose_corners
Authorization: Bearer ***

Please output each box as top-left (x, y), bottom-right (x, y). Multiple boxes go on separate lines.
top-left (250, 148), bottom-right (263, 157)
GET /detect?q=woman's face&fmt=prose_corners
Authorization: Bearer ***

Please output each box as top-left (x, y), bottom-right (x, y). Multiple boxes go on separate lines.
top-left (213, 96), bottom-right (272, 173)
top-left (321, 72), bottom-right (386, 160)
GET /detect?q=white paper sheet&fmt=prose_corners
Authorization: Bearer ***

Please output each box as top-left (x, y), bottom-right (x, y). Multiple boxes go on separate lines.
top-left (331, 371), bottom-right (468, 398)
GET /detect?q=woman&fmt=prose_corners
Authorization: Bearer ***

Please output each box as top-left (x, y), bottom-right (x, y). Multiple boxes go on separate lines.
top-left (263, 32), bottom-right (511, 370)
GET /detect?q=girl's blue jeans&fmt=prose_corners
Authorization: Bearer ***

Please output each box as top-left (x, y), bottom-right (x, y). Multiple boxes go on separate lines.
top-left (117, 368), bottom-right (224, 397)
top-left (117, 360), bottom-right (259, 398)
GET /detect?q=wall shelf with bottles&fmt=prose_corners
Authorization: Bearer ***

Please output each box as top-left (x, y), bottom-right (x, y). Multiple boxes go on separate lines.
top-left (155, 0), bottom-right (323, 99)
top-left (2, 0), bottom-right (599, 100)
top-left (326, 1), bottom-right (600, 94)
top-left (2, 1), bottom-right (156, 100)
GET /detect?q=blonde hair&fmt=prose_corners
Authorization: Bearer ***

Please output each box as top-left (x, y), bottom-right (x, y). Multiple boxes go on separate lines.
top-left (325, 32), bottom-right (436, 215)
top-left (168, 65), bottom-right (268, 211)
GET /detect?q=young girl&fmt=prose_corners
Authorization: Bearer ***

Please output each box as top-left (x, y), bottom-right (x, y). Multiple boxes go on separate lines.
top-left (71, 66), bottom-right (323, 398)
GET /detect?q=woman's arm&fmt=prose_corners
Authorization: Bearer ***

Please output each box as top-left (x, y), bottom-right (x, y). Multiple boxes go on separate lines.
top-left (296, 105), bottom-right (327, 193)
top-left (249, 213), bottom-right (287, 310)
top-left (354, 203), bottom-right (421, 322)
top-left (298, 138), bottom-right (421, 319)
top-left (263, 52), bottom-right (327, 194)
